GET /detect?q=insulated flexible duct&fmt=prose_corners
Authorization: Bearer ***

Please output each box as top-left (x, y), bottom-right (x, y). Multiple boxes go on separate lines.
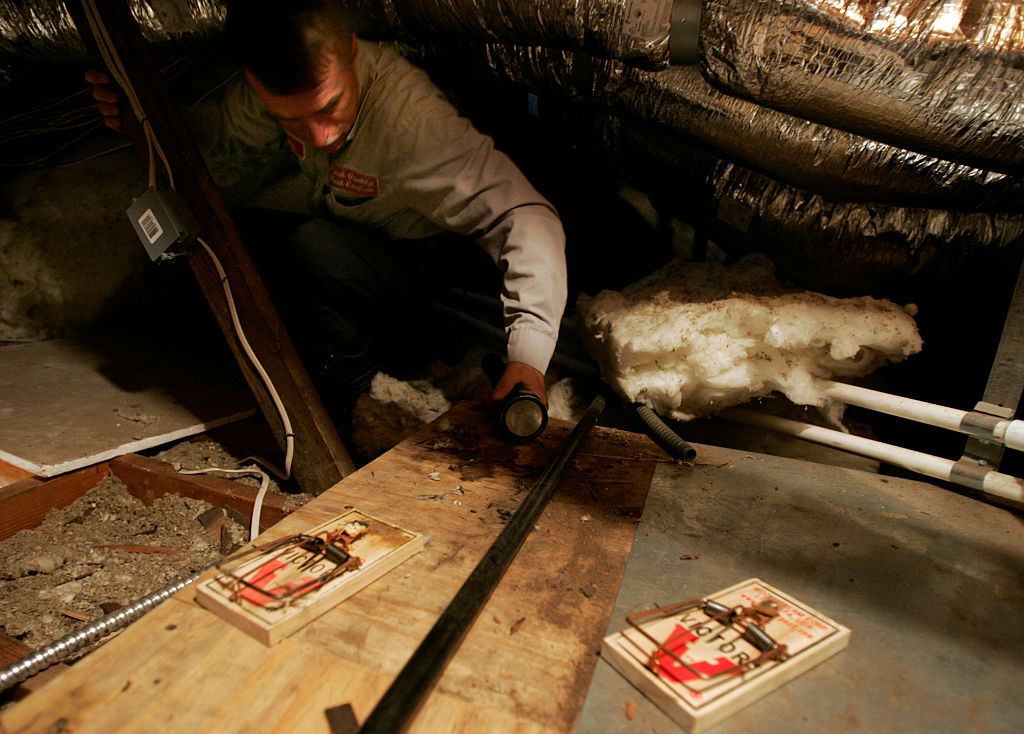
top-left (0, 0), bottom-right (225, 86)
top-left (0, 0), bottom-right (671, 88)
top-left (551, 102), bottom-right (1024, 293)
top-left (699, 0), bottom-right (1024, 175)
top-left (411, 41), bottom-right (1024, 212)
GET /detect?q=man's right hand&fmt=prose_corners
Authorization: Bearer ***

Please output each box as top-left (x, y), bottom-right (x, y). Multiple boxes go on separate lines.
top-left (84, 69), bottom-right (125, 132)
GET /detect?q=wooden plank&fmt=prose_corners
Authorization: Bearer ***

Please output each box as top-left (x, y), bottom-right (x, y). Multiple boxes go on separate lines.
top-left (109, 454), bottom-right (291, 529)
top-left (0, 632), bottom-right (68, 703)
top-left (0, 459), bottom-right (34, 489)
top-left (0, 463), bottom-right (108, 542)
top-left (66, 0), bottom-right (355, 492)
top-left (0, 401), bottom-right (659, 733)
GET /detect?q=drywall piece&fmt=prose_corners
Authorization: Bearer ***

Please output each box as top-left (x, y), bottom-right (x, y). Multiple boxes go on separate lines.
top-left (0, 331), bottom-right (255, 477)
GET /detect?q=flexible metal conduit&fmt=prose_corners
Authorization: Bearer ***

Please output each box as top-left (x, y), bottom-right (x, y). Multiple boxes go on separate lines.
top-left (634, 403), bottom-right (697, 460)
top-left (0, 567), bottom-right (206, 693)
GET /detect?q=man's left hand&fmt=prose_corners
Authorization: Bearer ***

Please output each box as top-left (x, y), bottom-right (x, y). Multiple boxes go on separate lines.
top-left (489, 361), bottom-right (547, 407)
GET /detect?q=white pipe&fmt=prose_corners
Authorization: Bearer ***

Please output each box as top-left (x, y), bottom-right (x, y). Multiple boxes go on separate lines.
top-left (821, 380), bottom-right (1024, 452)
top-left (720, 408), bottom-right (1024, 504)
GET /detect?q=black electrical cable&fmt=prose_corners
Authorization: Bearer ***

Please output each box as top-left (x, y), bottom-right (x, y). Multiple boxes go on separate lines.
top-left (634, 403), bottom-right (697, 461)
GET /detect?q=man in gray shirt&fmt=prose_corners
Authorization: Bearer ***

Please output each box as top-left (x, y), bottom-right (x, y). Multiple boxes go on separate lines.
top-left (89, 0), bottom-right (567, 420)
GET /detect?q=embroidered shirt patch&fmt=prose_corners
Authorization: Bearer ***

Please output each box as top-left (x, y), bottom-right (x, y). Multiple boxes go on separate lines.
top-left (329, 165), bottom-right (379, 198)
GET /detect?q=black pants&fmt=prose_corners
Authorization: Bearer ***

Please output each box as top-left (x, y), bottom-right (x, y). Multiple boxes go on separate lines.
top-left (233, 207), bottom-right (492, 409)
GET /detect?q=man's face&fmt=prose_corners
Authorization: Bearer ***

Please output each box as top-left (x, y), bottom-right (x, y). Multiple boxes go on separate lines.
top-left (245, 36), bottom-right (360, 153)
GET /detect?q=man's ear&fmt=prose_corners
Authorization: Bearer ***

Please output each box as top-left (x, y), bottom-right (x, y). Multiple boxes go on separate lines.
top-left (351, 32), bottom-right (359, 62)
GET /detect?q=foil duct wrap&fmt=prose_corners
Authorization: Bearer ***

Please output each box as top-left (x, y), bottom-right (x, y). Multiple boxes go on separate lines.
top-left (555, 104), bottom-right (1024, 293)
top-left (378, 0), bottom-right (672, 68)
top-left (418, 42), bottom-right (1024, 212)
top-left (699, 0), bottom-right (1024, 176)
top-left (0, 0), bottom-right (669, 87)
top-left (0, 0), bottom-right (225, 85)
top-left (705, 162), bottom-right (1024, 292)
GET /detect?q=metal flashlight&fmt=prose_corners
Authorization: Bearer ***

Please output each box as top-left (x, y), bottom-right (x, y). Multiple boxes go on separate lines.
top-left (482, 353), bottom-right (548, 441)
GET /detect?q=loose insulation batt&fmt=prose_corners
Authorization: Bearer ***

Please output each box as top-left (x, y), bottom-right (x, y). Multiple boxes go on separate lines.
top-left (577, 254), bottom-right (923, 421)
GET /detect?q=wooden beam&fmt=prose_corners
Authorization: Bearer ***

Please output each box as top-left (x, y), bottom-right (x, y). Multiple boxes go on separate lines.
top-left (109, 454), bottom-right (290, 529)
top-left (0, 463), bottom-right (108, 542)
top-left (0, 632), bottom-right (68, 702)
top-left (66, 0), bottom-right (355, 492)
top-left (0, 459), bottom-right (34, 490)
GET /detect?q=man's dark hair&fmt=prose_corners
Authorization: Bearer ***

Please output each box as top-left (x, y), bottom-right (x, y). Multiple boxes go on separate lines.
top-left (224, 0), bottom-right (355, 95)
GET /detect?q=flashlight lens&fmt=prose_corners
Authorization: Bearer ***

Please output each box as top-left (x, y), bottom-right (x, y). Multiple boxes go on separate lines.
top-left (505, 400), bottom-right (545, 438)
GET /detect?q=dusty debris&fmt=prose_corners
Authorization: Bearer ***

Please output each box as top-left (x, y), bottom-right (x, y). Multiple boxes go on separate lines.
top-left (0, 476), bottom-right (247, 651)
top-left (417, 486), bottom-right (465, 502)
top-left (94, 544), bottom-right (182, 555)
top-left (152, 438), bottom-right (315, 514)
top-left (351, 373), bottom-right (453, 460)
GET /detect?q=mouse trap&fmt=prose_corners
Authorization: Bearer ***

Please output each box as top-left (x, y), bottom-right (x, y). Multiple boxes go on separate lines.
top-left (195, 509), bottom-right (422, 645)
top-left (601, 578), bottom-right (850, 733)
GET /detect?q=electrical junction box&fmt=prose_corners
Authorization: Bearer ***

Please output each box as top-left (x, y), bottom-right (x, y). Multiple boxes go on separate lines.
top-left (127, 187), bottom-right (199, 261)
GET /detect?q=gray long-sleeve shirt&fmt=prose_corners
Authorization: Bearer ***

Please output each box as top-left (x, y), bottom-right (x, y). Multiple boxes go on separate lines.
top-left (193, 40), bottom-right (567, 374)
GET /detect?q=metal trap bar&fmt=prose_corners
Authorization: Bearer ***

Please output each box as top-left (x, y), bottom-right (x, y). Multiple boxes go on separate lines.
top-left (626, 598), bottom-right (790, 688)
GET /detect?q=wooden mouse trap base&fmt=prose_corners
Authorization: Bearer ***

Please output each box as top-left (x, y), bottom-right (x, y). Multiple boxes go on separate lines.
top-left (601, 578), bottom-right (850, 733)
top-left (195, 510), bottom-right (422, 645)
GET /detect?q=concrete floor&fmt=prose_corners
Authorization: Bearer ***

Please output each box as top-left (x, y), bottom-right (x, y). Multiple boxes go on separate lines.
top-left (576, 437), bottom-right (1024, 733)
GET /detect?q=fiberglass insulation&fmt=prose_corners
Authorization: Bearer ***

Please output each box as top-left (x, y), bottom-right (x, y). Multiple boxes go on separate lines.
top-left (578, 253), bottom-right (923, 420)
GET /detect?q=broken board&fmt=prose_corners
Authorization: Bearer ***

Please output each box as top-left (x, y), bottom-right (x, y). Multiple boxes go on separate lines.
top-left (602, 578), bottom-right (850, 733)
top-left (0, 332), bottom-right (255, 477)
top-left (196, 510), bottom-right (423, 645)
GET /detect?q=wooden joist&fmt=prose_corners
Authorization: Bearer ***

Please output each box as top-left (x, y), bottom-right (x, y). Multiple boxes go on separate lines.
top-left (65, 0), bottom-right (355, 492)
top-left (109, 454), bottom-right (290, 530)
top-left (0, 632), bottom-right (69, 702)
top-left (0, 463), bottom-right (108, 542)
top-left (0, 459), bottom-right (34, 490)
top-left (0, 454), bottom-right (295, 542)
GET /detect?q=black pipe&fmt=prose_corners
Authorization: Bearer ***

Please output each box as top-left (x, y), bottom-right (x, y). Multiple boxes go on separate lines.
top-left (634, 403), bottom-right (697, 461)
top-left (356, 395), bottom-right (606, 734)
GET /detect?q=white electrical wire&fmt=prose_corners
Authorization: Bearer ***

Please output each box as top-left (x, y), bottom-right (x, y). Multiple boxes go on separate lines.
top-left (80, 0), bottom-right (295, 539)
top-left (177, 465), bottom-right (271, 542)
top-left (81, 0), bottom-right (173, 189)
top-left (198, 235), bottom-right (296, 538)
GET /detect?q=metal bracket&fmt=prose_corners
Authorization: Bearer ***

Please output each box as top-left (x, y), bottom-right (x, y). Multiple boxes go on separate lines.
top-left (958, 251), bottom-right (1024, 473)
top-left (953, 402), bottom-right (1015, 489)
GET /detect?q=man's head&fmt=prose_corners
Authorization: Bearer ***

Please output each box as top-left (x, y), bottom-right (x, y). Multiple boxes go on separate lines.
top-left (225, 0), bottom-right (360, 152)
